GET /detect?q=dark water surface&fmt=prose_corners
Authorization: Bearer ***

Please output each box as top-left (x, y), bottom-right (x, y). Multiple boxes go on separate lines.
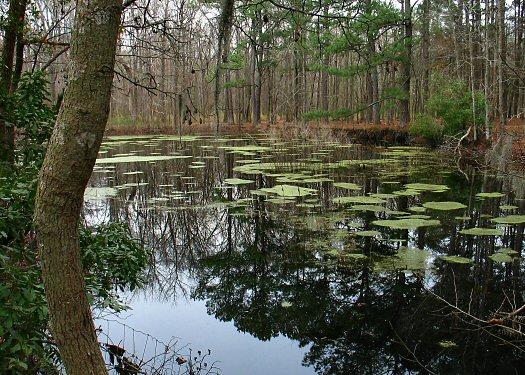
top-left (86, 134), bottom-right (525, 374)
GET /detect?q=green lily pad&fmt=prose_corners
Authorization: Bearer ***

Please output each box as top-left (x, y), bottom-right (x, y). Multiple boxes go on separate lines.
top-left (476, 192), bottom-right (505, 198)
top-left (261, 184), bottom-right (317, 197)
top-left (333, 196), bottom-right (387, 205)
top-left (393, 189), bottom-right (420, 196)
top-left (266, 198), bottom-right (296, 204)
top-left (491, 215), bottom-right (525, 225)
top-left (220, 145), bottom-right (272, 152)
top-left (459, 227), bottom-right (503, 236)
top-left (488, 253), bottom-right (514, 263)
top-left (333, 182), bottom-right (361, 190)
top-left (224, 178), bottom-right (254, 185)
top-left (409, 206), bottom-right (427, 213)
top-left (423, 201), bottom-right (467, 211)
top-left (372, 218), bottom-right (440, 230)
top-left (97, 155), bottom-right (182, 164)
top-left (404, 183), bottom-right (449, 191)
top-left (350, 205), bottom-right (389, 212)
top-left (281, 301), bottom-right (293, 308)
top-left (438, 255), bottom-right (473, 264)
top-left (455, 216), bottom-right (471, 221)
top-left (497, 248), bottom-right (519, 256)
top-left (369, 193), bottom-right (398, 199)
top-left (355, 230), bottom-right (382, 237)
top-left (438, 340), bottom-right (458, 348)
top-left (500, 205), bottom-right (518, 210)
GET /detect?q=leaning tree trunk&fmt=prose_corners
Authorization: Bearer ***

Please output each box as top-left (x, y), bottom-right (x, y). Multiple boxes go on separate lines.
top-left (33, 0), bottom-right (123, 373)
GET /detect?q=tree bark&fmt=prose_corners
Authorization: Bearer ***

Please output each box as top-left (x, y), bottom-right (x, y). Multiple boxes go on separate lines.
top-left (33, 0), bottom-right (123, 373)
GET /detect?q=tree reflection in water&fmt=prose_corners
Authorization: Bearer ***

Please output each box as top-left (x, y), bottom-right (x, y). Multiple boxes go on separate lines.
top-left (85, 136), bottom-right (525, 374)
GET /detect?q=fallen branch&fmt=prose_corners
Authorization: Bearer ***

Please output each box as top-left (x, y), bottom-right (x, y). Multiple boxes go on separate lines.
top-left (454, 126), bottom-right (472, 155)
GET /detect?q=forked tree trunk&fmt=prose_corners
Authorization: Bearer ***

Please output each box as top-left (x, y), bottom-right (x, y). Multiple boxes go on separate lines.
top-left (33, 0), bottom-right (123, 373)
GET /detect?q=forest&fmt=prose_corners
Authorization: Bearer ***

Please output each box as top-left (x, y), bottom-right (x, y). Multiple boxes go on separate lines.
top-left (2, 0), bottom-right (525, 136)
top-left (1, 0), bottom-right (525, 374)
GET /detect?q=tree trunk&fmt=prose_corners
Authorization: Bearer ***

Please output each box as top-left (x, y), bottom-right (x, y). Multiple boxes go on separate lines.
top-left (466, 0), bottom-right (478, 141)
top-left (365, 0), bottom-right (380, 124)
top-left (251, 9), bottom-right (262, 126)
top-left (421, 0), bottom-right (430, 108)
top-left (320, 5), bottom-right (329, 124)
top-left (214, 0), bottom-right (235, 132)
top-left (497, 0), bottom-right (507, 130)
top-left (400, 0), bottom-right (412, 127)
top-left (33, 0), bottom-right (123, 373)
top-left (484, 0), bottom-right (492, 139)
top-left (0, 0), bottom-right (28, 164)
top-left (450, 0), bottom-right (465, 79)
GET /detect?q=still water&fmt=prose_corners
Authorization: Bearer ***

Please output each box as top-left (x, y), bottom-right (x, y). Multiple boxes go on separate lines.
top-left (86, 134), bottom-right (525, 374)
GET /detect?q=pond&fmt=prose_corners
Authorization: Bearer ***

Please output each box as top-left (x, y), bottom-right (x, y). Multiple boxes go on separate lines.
top-left (86, 134), bottom-right (525, 375)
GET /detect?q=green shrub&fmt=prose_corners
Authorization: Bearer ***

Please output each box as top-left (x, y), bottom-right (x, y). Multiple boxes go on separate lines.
top-left (81, 222), bottom-right (148, 311)
top-left (426, 76), bottom-right (485, 136)
top-left (409, 114), bottom-right (443, 143)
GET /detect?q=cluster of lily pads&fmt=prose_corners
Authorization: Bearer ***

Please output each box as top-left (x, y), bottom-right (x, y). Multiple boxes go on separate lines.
top-left (86, 135), bottom-right (525, 271)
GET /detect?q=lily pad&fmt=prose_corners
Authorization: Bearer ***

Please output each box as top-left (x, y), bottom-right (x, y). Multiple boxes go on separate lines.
top-left (350, 205), bottom-right (389, 212)
top-left (500, 205), bottom-right (518, 210)
top-left (459, 227), bottom-right (503, 236)
top-left (265, 198), bottom-right (296, 204)
top-left (333, 182), bottom-right (361, 190)
top-left (97, 155), bottom-right (181, 164)
top-left (224, 178), bottom-right (254, 186)
top-left (491, 215), bottom-right (525, 225)
top-left (488, 253), bottom-right (514, 263)
top-left (261, 184), bottom-right (317, 197)
top-left (476, 192), bottom-right (505, 198)
top-left (333, 196), bottom-right (386, 205)
top-left (438, 255), bottom-right (473, 264)
top-left (438, 340), bottom-right (458, 348)
top-left (372, 218), bottom-right (440, 230)
top-left (423, 201), bottom-right (467, 211)
top-left (355, 230), bottom-right (382, 237)
top-left (497, 248), bottom-right (519, 256)
top-left (405, 183), bottom-right (449, 191)
top-left (393, 189), bottom-right (420, 196)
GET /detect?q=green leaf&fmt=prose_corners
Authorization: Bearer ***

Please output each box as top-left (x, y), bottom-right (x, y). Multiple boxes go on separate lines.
top-left (423, 201), bottom-right (467, 210)
top-left (491, 215), bottom-right (525, 225)
top-left (372, 218), bottom-right (441, 230)
top-left (459, 227), bottom-right (503, 236)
